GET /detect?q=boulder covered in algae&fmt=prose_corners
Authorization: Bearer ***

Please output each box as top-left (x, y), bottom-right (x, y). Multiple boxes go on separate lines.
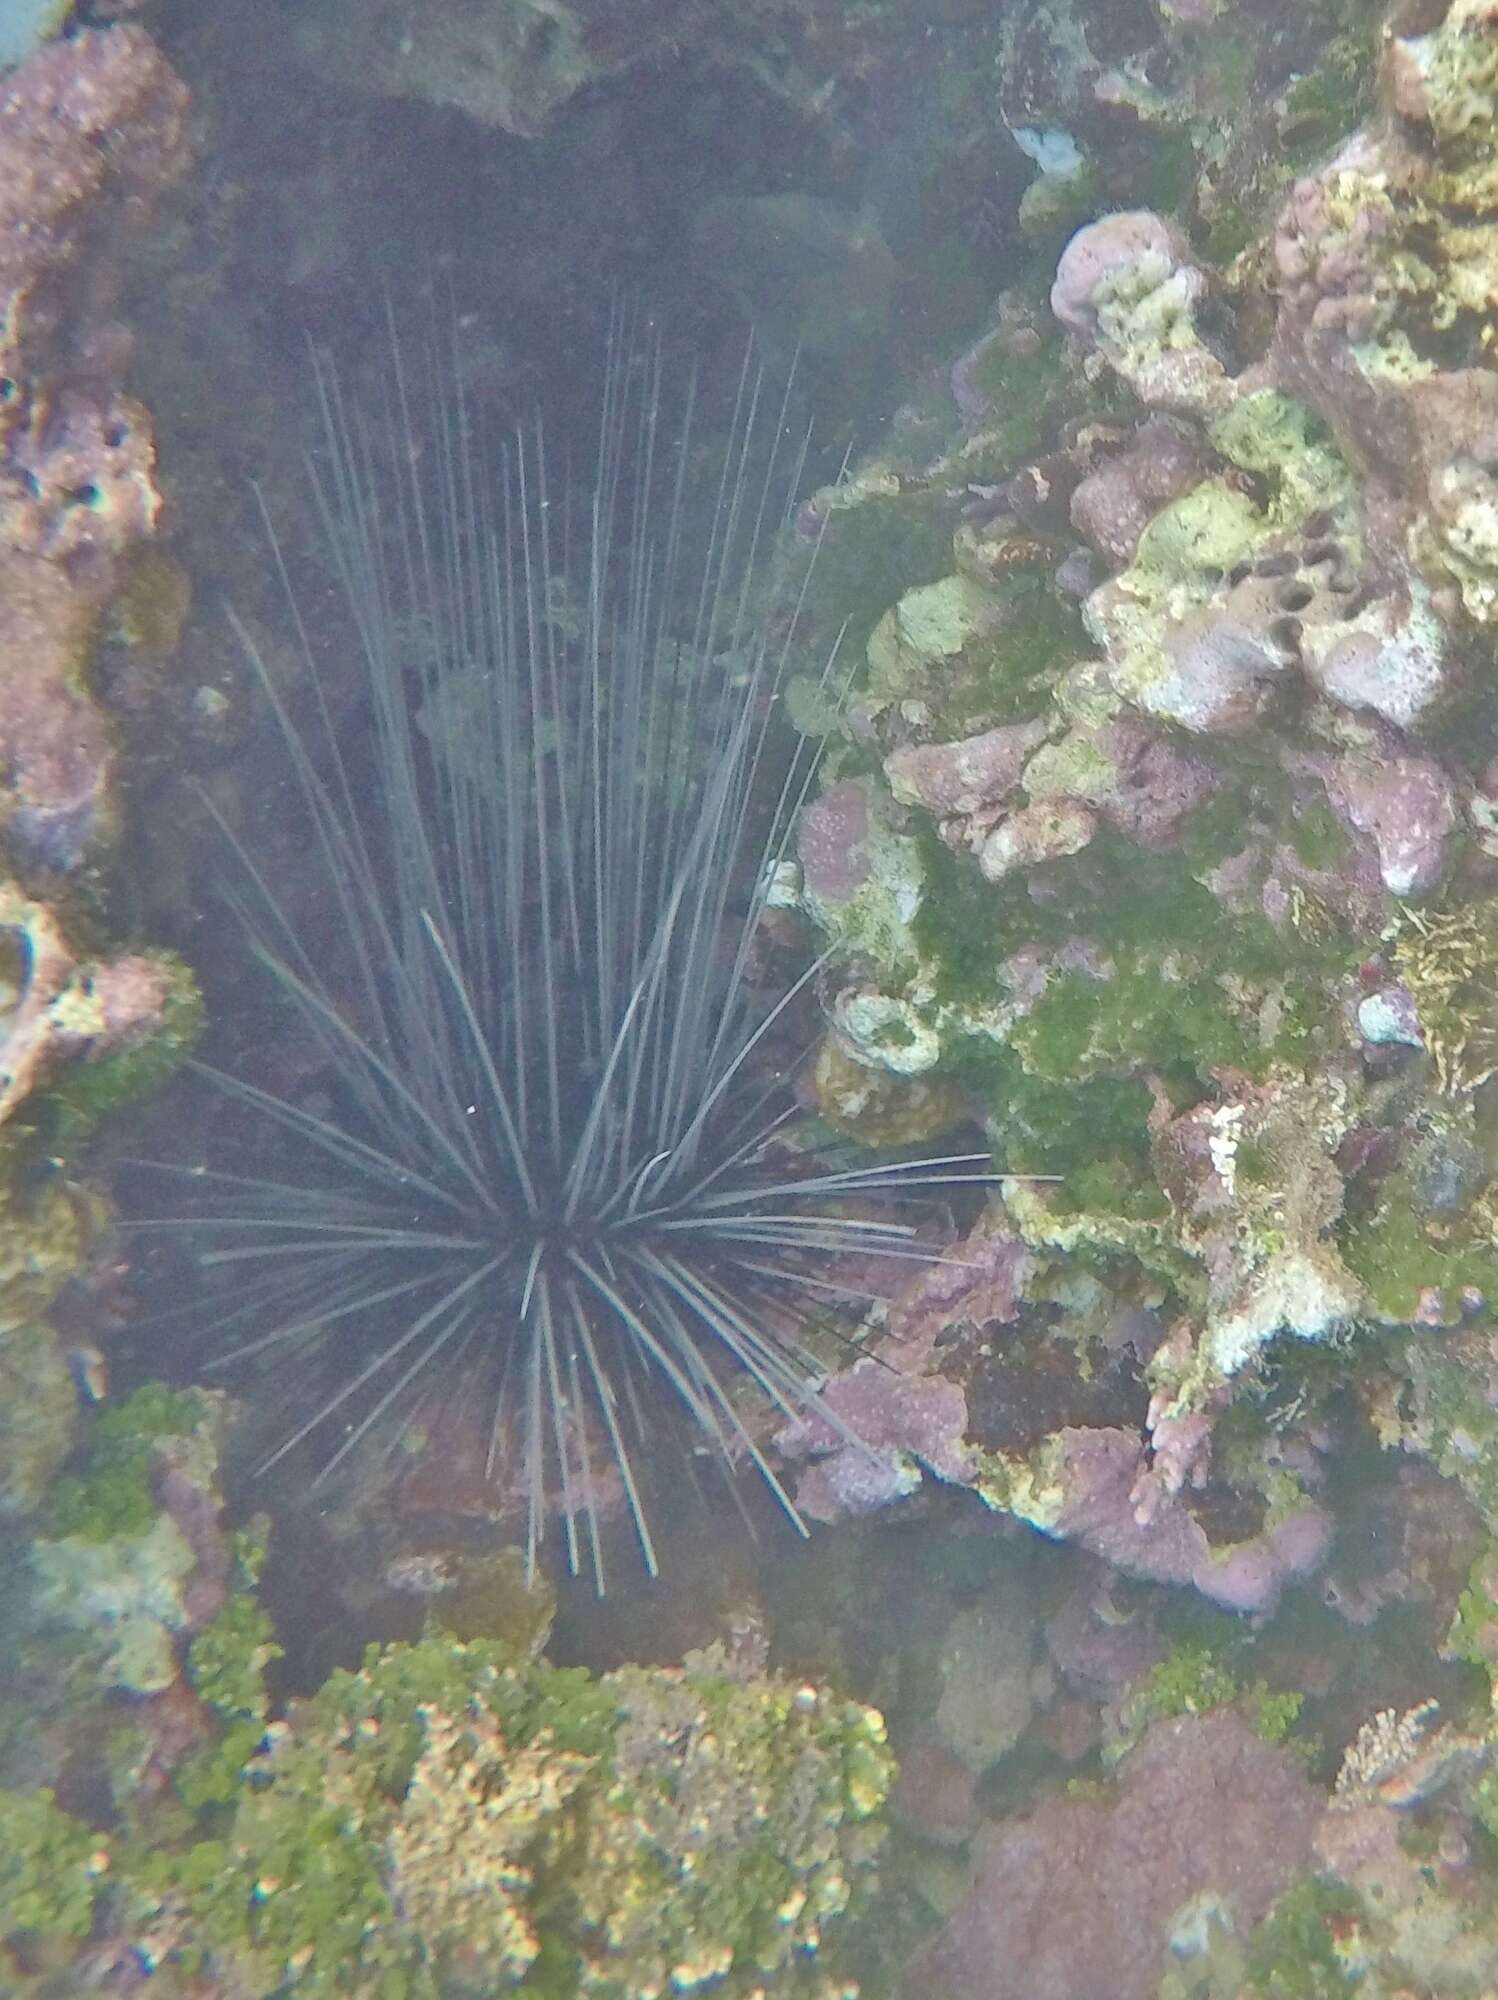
top-left (0, 1626), bottom-right (892, 1997)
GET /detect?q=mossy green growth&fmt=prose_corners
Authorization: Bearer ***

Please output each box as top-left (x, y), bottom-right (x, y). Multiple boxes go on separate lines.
top-left (0, 1786), bottom-right (107, 1942)
top-left (1135, 1643), bottom-right (1304, 1744)
top-left (1011, 950), bottom-right (1255, 1083)
top-left (34, 951), bottom-right (202, 1150)
top-left (936, 570), bottom-right (1090, 731)
top-left (1342, 1177), bottom-right (1498, 1324)
top-left (1278, 0), bottom-right (1383, 170)
top-left (961, 332), bottom-right (1066, 467)
top-left (1241, 1873), bottom-right (1361, 1997)
top-left (1445, 1551), bottom-right (1498, 1680)
top-left (777, 486), bottom-right (954, 692)
top-left (115, 1631), bottom-right (891, 2000)
top-left (955, 1037), bottom-right (1163, 1213)
top-left (912, 796), bottom-right (1354, 1068)
top-left (187, 1597), bottom-right (282, 1731)
top-left (1130, 121), bottom-right (1200, 222)
top-left (44, 1383), bottom-right (209, 1544)
top-left (1209, 394), bottom-right (1350, 521)
top-left (1141, 1642), bottom-right (1240, 1719)
top-left (1395, 1333), bottom-right (1498, 1530)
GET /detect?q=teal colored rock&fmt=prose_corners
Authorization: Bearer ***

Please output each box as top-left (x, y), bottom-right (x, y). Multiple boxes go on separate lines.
top-left (0, 0), bottom-right (70, 73)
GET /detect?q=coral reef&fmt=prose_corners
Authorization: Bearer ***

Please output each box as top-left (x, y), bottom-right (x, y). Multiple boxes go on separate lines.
top-left (28, 1385), bottom-right (236, 1695)
top-left (17, 1), bottom-right (1498, 1994)
top-left (0, 23), bottom-right (200, 1552)
top-left (0, 880), bottom-right (198, 1521)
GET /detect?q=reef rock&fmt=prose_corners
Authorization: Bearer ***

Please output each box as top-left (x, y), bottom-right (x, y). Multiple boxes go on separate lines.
top-left (908, 1709), bottom-right (1321, 2000)
top-left (0, 26), bottom-right (188, 867)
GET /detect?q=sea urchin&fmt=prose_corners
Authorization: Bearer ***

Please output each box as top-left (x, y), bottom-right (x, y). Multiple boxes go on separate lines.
top-left (153, 310), bottom-right (993, 1587)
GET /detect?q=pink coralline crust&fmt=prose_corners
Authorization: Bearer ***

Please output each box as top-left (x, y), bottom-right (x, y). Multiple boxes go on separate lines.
top-left (1049, 209), bottom-right (1184, 339)
top-left (157, 1453), bottom-right (233, 1632)
top-left (777, 1362), bottom-right (975, 1523)
top-left (1043, 1567), bottom-right (1163, 1698)
top-left (0, 26), bottom-right (189, 869)
top-left (885, 1219), bottom-right (1038, 1360)
top-left (0, 26), bottom-right (190, 381)
top-left (778, 1221), bottom-right (1037, 1524)
top-left (1147, 589), bottom-right (1298, 733)
top-left (1265, 134), bottom-right (1496, 583)
top-left (0, 556), bottom-right (113, 867)
top-left (1203, 806), bottom-right (1387, 943)
top-left (1087, 717), bottom-right (1219, 847)
top-left (1322, 735), bottom-right (1457, 896)
top-left (889, 1730), bottom-right (983, 1848)
top-left (1270, 140), bottom-right (1392, 348)
top-left (907, 1709), bottom-right (1322, 2000)
top-left (996, 936), bottom-right (1115, 1022)
top-left (4, 384), bottom-right (161, 561)
top-left (1265, 145), bottom-right (1414, 500)
top-left (1044, 1424), bottom-right (1331, 1614)
top-left (1131, 1400), bottom-right (1217, 1524)
top-left (796, 777), bottom-right (875, 906)
top-left (88, 952), bottom-right (174, 1041)
top-left (1070, 418), bottom-right (1216, 566)
top-left (884, 717), bottom-right (1047, 817)
top-left (1306, 602), bottom-right (1446, 731)
top-left (976, 795), bottom-right (1096, 882)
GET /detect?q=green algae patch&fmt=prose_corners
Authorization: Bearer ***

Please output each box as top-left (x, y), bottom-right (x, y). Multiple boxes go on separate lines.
top-left (938, 571), bottom-right (1090, 731)
top-left (960, 332), bottom-right (1067, 466)
top-left (777, 478), bottom-right (955, 686)
top-left (0, 1787), bottom-right (109, 1943)
top-left (1397, 1330), bottom-right (1498, 1532)
top-left (1341, 1177), bottom-right (1498, 1324)
top-left (863, 560), bottom-right (1087, 734)
top-left (1241, 1875), bottom-right (1362, 1998)
top-left (1131, 1643), bottom-right (1304, 1747)
top-left (44, 1383), bottom-right (208, 1544)
top-left (1011, 951), bottom-right (1255, 1083)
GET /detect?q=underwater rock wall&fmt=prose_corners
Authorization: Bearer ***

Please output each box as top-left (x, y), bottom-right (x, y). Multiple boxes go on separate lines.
top-left (783, 0), bottom-right (1498, 1633)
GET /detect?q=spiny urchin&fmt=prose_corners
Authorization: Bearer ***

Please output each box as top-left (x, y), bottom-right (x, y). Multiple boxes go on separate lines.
top-left (150, 312), bottom-right (993, 1588)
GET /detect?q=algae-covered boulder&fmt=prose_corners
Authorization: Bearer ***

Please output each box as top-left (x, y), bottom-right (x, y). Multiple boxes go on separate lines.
top-left (2, 1629), bottom-right (892, 1998)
